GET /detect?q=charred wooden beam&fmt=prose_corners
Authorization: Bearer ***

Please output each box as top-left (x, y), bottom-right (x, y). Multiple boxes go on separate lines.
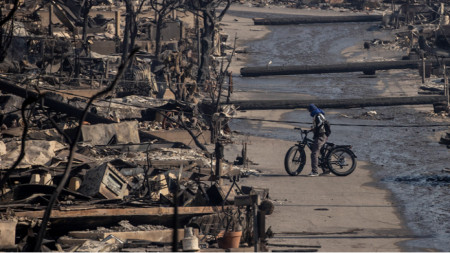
top-left (253, 15), bottom-right (383, 25)
top-left (14, 206), bottom-right (217, 219)
top-left (240, 59), bottom-right (450, 77)
top-left (0, 78), bottom-right (169, 143)
top-left (13, 206), bottom-right (222, 232)
top-left (231, 96), bottom-right (447, 110)
top-left (0, 78), bottom-right (113, 124)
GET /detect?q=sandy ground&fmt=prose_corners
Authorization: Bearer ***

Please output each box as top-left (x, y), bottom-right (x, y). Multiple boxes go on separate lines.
top-left (221, 4), bottom-right (388, 75)
top-left (219, 4), bottom-right (426, 252)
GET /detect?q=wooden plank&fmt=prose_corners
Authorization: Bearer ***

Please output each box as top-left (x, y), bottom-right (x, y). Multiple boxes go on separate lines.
top-left (68, 229), bottom-right (199, 243)
top-left (14, 206), bottom-right (217, 219)
top-left (57, 236), bottom-right (89, 246)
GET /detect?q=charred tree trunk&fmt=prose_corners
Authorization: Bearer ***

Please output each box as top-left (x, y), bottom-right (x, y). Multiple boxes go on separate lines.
top-left (129, 12), bottom-right (138, 57)
top-left (122, 0), bottom-right (145, 68)
top-left (81, 2), bottom-right (92, 56)
top-left (197, 12), bottom-right (214, 85)
top-left (152, 1), bottom-right (183, 59)
top-left (190, 0), bottom-right (231, 85)
top-left (155, 14), bottom-right (164, 58)
top-left (121, 0), bottom-right (133, 64)
top-left (0, 0), bottom-right (19, 63)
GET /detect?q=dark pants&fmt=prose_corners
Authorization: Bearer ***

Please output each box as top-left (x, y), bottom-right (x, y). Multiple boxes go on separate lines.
top-left (311, 134), bottom-right (327, 174)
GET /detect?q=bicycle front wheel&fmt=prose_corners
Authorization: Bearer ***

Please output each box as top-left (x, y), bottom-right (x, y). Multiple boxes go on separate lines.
top-left (284, 146), bottom-right (306, 176)
top-left (327, 147), bottom-right (357, 176)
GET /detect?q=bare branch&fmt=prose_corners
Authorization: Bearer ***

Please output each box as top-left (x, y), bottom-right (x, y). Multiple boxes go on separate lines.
top-left (0, 0), bottom-right (19, 27)
top-left (38, 96), bottom-right (73, 145)
top-left (136, 0), bottom-right (147, 14)
top-left (161, 113), bottom-right (211, 157)
top-left (33, 48), bottom-right (139, 251)
top-left (217, 0), bottom-right (231, 21)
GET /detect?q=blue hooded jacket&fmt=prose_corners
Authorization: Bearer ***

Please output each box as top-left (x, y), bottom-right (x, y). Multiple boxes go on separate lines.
top-left (308, 104), bottom-right (325, 117)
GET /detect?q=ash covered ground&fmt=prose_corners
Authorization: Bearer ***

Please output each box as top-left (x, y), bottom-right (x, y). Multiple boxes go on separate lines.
top-left (230, 21), bottom-right (450, 251)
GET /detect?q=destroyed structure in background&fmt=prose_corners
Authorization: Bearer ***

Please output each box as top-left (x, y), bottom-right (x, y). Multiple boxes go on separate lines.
top-left (0, 0), bottom-right (272, 251)
top-left (0, 0), bottom-right (449, 252)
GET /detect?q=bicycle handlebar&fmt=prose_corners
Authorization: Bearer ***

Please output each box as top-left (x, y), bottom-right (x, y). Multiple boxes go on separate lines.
top-left (294, 127), bottom-right (312, 133)
top-left (294, 127), bottom-right (313, 138)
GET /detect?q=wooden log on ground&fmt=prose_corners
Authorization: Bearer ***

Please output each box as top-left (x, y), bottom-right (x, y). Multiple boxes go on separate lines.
top-left (231, 96), bottom-right (447, 110)
top-left (253, 15), bottom-right (383, 25)
top-left (240, 59), bottom-right (450, 77)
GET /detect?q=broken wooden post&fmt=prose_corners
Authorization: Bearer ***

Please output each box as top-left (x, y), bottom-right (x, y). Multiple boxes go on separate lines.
top-left (115, 10), bottom-right (120, 38)
top-left (215, 141), bottom-right (224, 185)
top-left (253, 201), bottom-right (258, 252)
top-left (227, 71), bottom-right (233, 104)
top-left (257, 210), bottom-right (266, 252)
top-left (234, 194), bottom-right (260, 251)
top-left (242, 142), bottom-right (248, 169)
top-left (445, 65), bottom-right (450, 106)
top-left (445, 65), bottom-right (449, 106)
top-left (48, 5), bottom-right (53, 36)
top-left (422, 55), bottom-right (426, 84)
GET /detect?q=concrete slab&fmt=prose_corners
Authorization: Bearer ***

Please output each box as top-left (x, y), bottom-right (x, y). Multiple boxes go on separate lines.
top-left (81, 121), bottom-right (140, 145)
top-left (0, 219), bottom-right (17, 249)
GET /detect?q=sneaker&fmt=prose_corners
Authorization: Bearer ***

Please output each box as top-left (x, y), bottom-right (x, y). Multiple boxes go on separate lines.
top-left (320, 171), bottom-right (331, 176)
top-left (308, 172), bottom-right (319, 177)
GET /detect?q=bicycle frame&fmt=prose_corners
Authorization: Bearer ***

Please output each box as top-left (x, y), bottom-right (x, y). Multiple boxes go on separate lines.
top-left (294, 129), bottom-right (355, 169)
top-left (285, 128), bottom-right (357, 176)
top-left (294, 129), bottom-right (331, 168)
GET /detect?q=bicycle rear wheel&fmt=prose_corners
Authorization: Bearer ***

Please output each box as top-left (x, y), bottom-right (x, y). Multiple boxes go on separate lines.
top-left (284, 146), bottom-right (306, 176)
top-left (327, 147), bottom-right (357, 176)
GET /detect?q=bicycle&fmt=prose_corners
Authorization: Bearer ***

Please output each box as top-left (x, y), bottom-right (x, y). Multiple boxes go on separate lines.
top-left (284, 128), bottom-right (357, 176)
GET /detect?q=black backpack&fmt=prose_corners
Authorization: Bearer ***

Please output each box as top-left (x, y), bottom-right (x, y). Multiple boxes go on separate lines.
top-left (324, 120), bottom-right (331, 137)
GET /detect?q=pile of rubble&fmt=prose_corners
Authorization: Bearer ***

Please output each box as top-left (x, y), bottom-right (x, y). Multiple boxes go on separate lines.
top-left (0, 90), bottom-right (272, 251)
top-left (0, 0), bottom-right (272, 252)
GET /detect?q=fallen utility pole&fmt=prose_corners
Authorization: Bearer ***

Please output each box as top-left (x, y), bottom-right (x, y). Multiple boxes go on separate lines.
top-left (230, 96), bottom-right (447, 110)
top-left (253, 15), bottom-right (383, 25)
top-left (240, 59), bottom-right (450, 77)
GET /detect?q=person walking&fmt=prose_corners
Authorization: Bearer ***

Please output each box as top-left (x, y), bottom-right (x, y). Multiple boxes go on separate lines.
top-left (307, 104), bottom-right (330, 177)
